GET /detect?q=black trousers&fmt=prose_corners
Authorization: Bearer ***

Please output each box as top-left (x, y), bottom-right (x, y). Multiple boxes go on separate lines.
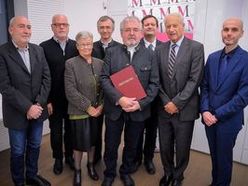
top-left (158, 115), bottom-right (194, 181)
top-left (136, 112), bottom-right (158, 162)
top-left (49, 110), bottom-right (73, 159)
top-left (103, 115), bottom-right (145, 178)
top-left (93, 114), bottom-right (104, 161)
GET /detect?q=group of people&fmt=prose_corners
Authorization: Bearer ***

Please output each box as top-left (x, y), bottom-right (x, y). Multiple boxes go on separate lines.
top-left (0, 11), bottom-right (247, 186)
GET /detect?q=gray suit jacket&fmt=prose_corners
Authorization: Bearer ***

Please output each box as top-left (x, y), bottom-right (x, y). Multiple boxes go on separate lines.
top-left (0, 41), bottom-right (51, 129)
top-left (64, 56), bottom-right (104, 115)
top-left (156, 37), bottom-right (204, 121)
top-left (100, 43), bottom-right (159, 122)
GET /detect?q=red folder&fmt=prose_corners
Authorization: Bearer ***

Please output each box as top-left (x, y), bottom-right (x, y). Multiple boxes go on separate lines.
top-left (110, 65), bottom-right (147, 100)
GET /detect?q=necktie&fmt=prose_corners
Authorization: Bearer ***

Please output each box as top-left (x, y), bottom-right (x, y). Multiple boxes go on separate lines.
top-left (168, 43), bottom-right (177, 79)
top-left (148, 44), bottom-right (154, 51)
top-left (218, 55), bottom-right (228, 84)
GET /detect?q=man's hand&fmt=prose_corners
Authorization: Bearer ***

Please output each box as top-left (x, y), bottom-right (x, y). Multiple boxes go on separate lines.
top-left (47, 103), bottom-right (53, 116)
top-left (123, 101), bottom-right (141, 112)
top-left (164, 102), bottom-right (178, 114)
top-left (27, 104), bottom-right (43, 120)
top-left (202, 111), bottom-right (218, 126)
top-left (118, 97), bottom-right (136, 109)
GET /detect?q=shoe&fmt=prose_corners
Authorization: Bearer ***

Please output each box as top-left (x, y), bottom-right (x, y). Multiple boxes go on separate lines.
top-left (53, 159), bottom-right (63, 175)
top-left (159, 175), bottom-right (173, 186)
top-left (144, 160), bottom-right (156, 174)
top-left (26, 175), bottom-right (51, 186)
top-left (87, 162), bottom-right (99, 181)
top-left (65, 156), bottom-right (74, 170)
top-left (130, 160), bottom-right (142, 173)
top-left (73, 169), bottom-right (81, 186)
top-left (171, 179), bottom-right (182, 186)
top-left (120, 174), bottom-right (135, 186)
top-left (101, 177), bottom-right (114, 186)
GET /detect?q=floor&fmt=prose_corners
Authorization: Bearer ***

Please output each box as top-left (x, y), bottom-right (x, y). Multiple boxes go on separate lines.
top-left (0, 134), bottom-right (247, 186)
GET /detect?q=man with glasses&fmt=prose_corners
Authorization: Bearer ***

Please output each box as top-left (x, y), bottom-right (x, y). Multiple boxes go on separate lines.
top-left (92, 15), bottom-right (121, 164)
top-left (40, 14), bottom-right (78, 175)
top-left (100, 16), bottom-right (159, 186)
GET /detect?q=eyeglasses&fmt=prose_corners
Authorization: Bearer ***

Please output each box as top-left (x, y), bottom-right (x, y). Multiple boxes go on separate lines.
top-left (77, 43), bottom-right (92, 48)
top-left (122, 28), bottom-right (141, 33)
top-left (52, 23), bottom-right (69, 28)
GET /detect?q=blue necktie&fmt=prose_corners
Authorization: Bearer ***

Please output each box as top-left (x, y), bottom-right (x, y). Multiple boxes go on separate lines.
top-left (218, 55), bottom-right (228, 84)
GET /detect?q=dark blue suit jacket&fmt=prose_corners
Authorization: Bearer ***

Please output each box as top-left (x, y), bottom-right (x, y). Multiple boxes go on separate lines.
top-left (200, 46), bottom-right (248, 131)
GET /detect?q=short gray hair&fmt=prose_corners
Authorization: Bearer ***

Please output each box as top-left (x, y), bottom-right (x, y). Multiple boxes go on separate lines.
top-left (164, 13), bottom-right (184, 26)
top-left (97, 15), bottom-right (115, 30)
top-left (120, 16), bottom-right (142, 32)
top-left (75, 31), bottom-right (93, 42)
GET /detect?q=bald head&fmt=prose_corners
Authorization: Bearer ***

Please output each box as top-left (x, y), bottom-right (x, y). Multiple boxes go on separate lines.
top-left (221, 17), bottom-right (244, 50)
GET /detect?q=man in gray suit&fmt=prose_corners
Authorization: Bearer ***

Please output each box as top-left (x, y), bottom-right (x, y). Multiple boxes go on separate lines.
top-left (0, 16), bottom-right (51, 186)
top-left (100, 16), bottom-right (159, 186)
top-left (156, 13), bottom-right (204, 186)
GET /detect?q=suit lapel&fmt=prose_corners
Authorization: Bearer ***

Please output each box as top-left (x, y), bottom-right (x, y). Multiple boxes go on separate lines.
top-left (28, 44), bottom-right (38, 74)
top-left (171, 37), bottom-right (189, 79)
top-left (8, 42), bottom-right (30, 74)
top-left (216, 49), bottom-right (242, 90)
top-left (161, 42), bottom-right (170, 76)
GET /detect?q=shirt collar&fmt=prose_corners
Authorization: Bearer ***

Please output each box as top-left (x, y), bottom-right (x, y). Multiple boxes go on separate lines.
top-left (143, 38), bottom-right (156, 48)
top-left (12, 40), bottom-right (29, 50)
top-left (53, 36), bottom-right (68, 44)
top-left (170, 36), bottom-right (184, 48)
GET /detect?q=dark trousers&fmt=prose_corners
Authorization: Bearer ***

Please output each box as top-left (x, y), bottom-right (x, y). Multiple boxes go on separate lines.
top-left (158, 116), bottom-right (194, 181)
top-left (103, 115), bottom-right (145, 178)
top-left (205, 124), bottom-right (239, 186)
top-left (93, 114), bottom-right (104, 161)
top-left (8, 120), bottom-right (43, 185)
top-left (136, 113), bottom-right (158, 162)
top-left (49, 110), bottom-right (73, 159)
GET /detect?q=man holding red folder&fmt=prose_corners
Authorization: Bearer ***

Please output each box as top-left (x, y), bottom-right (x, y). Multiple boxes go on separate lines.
top-left (100, 16), bottom-right (159, 186)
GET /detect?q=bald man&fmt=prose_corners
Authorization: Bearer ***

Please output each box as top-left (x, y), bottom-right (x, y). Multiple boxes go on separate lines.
top-left (0, 16), bottom-right (51, 186)
top-left (200, 18), bottom-right (248, 186)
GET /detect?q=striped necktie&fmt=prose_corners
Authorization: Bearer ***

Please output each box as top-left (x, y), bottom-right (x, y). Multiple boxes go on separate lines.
top-left (168, 43), bottom-right (177, 79)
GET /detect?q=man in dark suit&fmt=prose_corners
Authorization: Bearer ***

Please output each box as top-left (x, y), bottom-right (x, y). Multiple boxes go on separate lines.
top-left (156, 13), bottom-right (204, 186)
top-left (135, 15), bottom-right (162, 175)
top-left (200, 18), bottom-right (248, 186)
top-left (40, 14), bottom-right (78, 175)
top-left (91, 15), bottom-right (121, 164)
top-left (100, 16), bottom-right (159, 186)
top-left (0, 16), bottom-right (51, 186)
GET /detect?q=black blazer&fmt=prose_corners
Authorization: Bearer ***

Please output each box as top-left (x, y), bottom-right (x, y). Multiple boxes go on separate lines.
top-left (156, 37), bottom-right (204, 121)
top-left (0, 41), bottom-right (51, 129)
top-left (92, 39), bottom-right (121, 60)
top-left (100, 43), bottom-right (159, 122)
top-left (40, 38), bottom-right (78, 113)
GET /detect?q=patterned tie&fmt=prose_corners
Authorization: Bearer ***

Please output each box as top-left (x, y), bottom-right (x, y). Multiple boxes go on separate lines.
top-left (168, 43), bottom-right (177, 79)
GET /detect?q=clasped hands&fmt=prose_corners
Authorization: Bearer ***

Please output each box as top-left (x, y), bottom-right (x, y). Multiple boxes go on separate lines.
top-left (27, 103), bottom-right (43, 120)
top-left (202, 111), bottom-right (218, 126)
top-left (87, 104), bottom-right (103, 117)
top-left (164, 101), bottom-right (179, 115)
top-left (118, 97), bottom-right (140, 112)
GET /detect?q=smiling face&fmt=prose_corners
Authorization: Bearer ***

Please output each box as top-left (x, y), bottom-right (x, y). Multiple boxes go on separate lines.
top-left (76, 36), bottom-right (93, 59)
top-left (51, 15), bottom-right (69, 41)
top-left (121, 18), bottom-right (142, 47)
top-left (164, 14), bottom-right (184, 43)
top-left (142, 17), bottom-right (158, 38)
top-left (9, 16), bottom-right (31, 48)
top-left (97, 19), bottom-right (114, 42)
top-left (221, 18), bottom-right (243, 47)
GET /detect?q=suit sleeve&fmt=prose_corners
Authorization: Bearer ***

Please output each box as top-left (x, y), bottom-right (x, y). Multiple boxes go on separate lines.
top-left (172, 43), bottom-right (204, 110)
top-left (200, 57), bottom-right (210, 112)
top-left (100, 50), bottom-right (123, 105)
top-left (35, 48), bottom-right (51, 106)
top-left (214, 59), bottom-right (248, 120)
